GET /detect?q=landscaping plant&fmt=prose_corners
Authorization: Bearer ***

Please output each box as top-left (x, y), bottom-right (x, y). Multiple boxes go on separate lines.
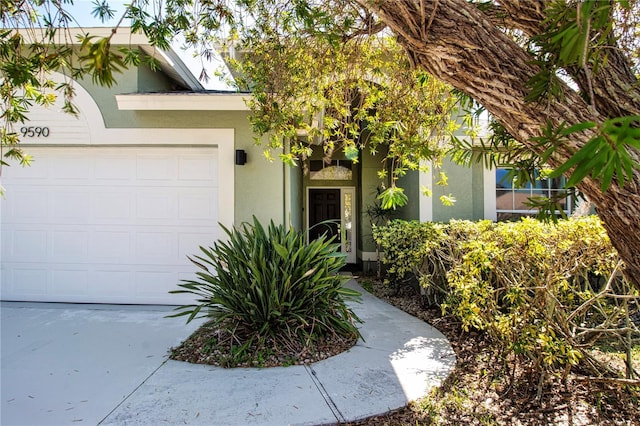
top-left (374, 217), bottom-right (639, 395)
top-left (170, 217), bottom-right (362, 365)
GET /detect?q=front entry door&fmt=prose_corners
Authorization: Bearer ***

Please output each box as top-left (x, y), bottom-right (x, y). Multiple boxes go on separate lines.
top-left (308, 187), bottom-right (356, 264)
top-left (309, 188), bottom-right (341, 242)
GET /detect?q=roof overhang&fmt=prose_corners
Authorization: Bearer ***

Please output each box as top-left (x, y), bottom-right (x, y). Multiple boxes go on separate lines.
top-left (115, 93), bottom-right (251, 110)
top-left (17, 27), bottom-right (206, 91)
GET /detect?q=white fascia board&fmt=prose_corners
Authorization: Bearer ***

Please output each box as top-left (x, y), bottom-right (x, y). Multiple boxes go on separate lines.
top-left (17, 27), bottom-right (150, 45)
top-left (115, 93), bottom-right (252, 111)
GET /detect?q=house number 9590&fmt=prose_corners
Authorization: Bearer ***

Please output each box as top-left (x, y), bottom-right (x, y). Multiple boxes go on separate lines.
top-left (20, 126), bottom-right (50, 137)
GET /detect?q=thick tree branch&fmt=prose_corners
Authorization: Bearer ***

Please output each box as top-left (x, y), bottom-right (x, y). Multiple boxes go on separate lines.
top-left (482, 1), bottom-right (640, 117)
top-left (357, 0), bottom-right (640, 290)
top-left (484, 0), bottom-right (547, 36)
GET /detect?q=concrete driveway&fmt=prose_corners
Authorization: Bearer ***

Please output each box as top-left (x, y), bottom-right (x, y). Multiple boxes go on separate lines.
top-left (1, 302), bottom-right (204, 425)
top-left (1, 281), bottom-right (456, 426)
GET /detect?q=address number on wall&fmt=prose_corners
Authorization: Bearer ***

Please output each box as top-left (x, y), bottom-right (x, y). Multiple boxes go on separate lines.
top-left (20, 126), bottom-right (50, 138)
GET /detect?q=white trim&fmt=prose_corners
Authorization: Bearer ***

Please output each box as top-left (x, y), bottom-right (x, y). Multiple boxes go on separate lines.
top-left (116, 93), bottom-right (252, 111)
top-left (484, 166), bottom-right (497, 221)
top-left (16, 27), bottom-right (151, 45)
top-left (342, 187), bottom-right (357, 264)
top-left (419, 160), bottom-right (433, 222)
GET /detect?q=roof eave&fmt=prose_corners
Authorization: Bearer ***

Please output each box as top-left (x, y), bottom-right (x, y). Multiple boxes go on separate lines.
top-left (115, 92), bottom-right (252, 111)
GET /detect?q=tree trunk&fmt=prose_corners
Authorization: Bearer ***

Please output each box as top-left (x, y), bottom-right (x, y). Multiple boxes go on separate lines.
top-left (359, 0), bottom-right (640, 289)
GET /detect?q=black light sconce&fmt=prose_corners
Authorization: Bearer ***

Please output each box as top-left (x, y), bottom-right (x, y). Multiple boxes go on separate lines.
top-left (235, 149), bottom-right (247, 165)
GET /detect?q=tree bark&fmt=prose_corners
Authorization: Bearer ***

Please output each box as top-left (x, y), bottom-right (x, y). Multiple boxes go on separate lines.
top-left (358, 0), bottom-right (640, 289)
top-left (486, 1), bottom-right (640, 117)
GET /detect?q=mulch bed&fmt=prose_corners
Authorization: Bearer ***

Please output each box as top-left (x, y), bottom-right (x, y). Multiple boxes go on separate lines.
top-left (170, 320), bottom-right (357, 368)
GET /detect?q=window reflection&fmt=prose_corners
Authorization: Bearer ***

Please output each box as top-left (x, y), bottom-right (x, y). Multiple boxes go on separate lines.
top-left (495, 168), bottom-right (572, 220)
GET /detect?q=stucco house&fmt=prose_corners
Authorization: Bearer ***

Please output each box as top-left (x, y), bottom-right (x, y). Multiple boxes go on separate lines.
top-left (0, 28), bottom-right (571, 305)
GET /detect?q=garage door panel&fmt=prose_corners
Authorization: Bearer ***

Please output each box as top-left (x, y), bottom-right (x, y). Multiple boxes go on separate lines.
top-left (6, 268), bottom-right (48, 295)
top-left (5, 228), bottom-right (48, 262)
top-left (178, 233), bottom-right (215, 260)
top-left (135, 231), bottom-right (177, 263)
top-left (92, 193), bottom-right (133, 222)
top-left (93, 270), bottom-right (134, 297)
top-left (1, 146), bottom-right (220, 304)
top-left (178, 155), bottom-right (217, 181)
top-left (134, 270), bottom-right (176, 295)
top-left (136, 192), bottom-right (176, 220)
top-left (89, 231), bottom-right (132, 262)
top-left (52, 191), bottom-right (92, 222)
top-left (51, 269), bottom-right (89, 296)
top-left (51, 230), bottom-right (89, 262)
top-left (55, 157), bottom-right (92, 179)
top-left (95, 156), bottom-right (135, 181)
top-left (179, 190), bottom-right (217, 220)
top-left (4, 191), bottom-right (48, 222)
top-left (137, 155), bottom-right (177, 181)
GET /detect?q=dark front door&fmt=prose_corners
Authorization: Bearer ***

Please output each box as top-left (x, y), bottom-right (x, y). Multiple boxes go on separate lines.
top-left (308, 188), bottom-right (341, 243)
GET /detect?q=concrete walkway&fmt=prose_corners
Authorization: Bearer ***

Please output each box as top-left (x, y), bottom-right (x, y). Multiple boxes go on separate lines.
top-left (1, 280), bottom-right (456, 426)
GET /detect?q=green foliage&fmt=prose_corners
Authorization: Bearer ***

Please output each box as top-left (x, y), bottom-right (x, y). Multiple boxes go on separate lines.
top-left (78, 35), bottom-right (126, 87)
top-left (527, 1), bottom-right (640, 192)
top-left (549, 116), bottom-right (640, 191)
top-left (372, 220), bottom-right (445, 285)
top-left (374, 217), bottom-right (639, 380)
top-left (169, 217), bottom-right (362, 348)
top-left (215, 2), bottom-right (458, 209)
top-left (377, 186), bottom-right (408, 210)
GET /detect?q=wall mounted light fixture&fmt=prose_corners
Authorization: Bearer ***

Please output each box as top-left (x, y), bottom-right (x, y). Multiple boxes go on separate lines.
top-left (235, 149), bottom-right (247, 165)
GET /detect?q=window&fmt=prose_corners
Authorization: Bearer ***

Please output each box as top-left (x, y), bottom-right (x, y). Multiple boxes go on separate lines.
top-left (495, 168), bottom-right (572, 221)
top-left (309, 160), bottom-right (353, 180)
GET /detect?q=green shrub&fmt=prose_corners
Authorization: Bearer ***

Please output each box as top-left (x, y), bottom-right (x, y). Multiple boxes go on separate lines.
top-left (372, 220), bottom-right (445, 284)
top-left (170, 217), bottom-right (362, 349)
top-left (374, 216), bottom-right (639, 382)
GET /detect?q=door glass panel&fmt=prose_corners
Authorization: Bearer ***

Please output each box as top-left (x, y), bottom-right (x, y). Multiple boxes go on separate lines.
top-left (343, 191), bottom-right (352, 253)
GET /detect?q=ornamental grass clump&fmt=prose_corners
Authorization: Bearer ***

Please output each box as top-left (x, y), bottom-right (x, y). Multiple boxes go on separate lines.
top-left (169, 217), bottom-right (362, 361)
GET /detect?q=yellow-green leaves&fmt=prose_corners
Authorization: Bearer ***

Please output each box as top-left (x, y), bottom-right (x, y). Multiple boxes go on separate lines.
top-left (378, 186), bottom-right (408, 210)
top-left (78, 35), bottom-right (125, 87)
top-left (229, 11), bottom-right (457, 192)
top-left (374, 217), bottom-right (636, 378)
top-left (439, 194), bottom-right (456, 206)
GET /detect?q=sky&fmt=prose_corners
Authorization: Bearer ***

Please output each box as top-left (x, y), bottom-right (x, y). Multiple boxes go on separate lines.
top-left (57, 0), bottom-right (234, 90)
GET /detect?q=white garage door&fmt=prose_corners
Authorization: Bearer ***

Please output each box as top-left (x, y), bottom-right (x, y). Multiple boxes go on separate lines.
top-left (1, 146), bottom-right (219, 305)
